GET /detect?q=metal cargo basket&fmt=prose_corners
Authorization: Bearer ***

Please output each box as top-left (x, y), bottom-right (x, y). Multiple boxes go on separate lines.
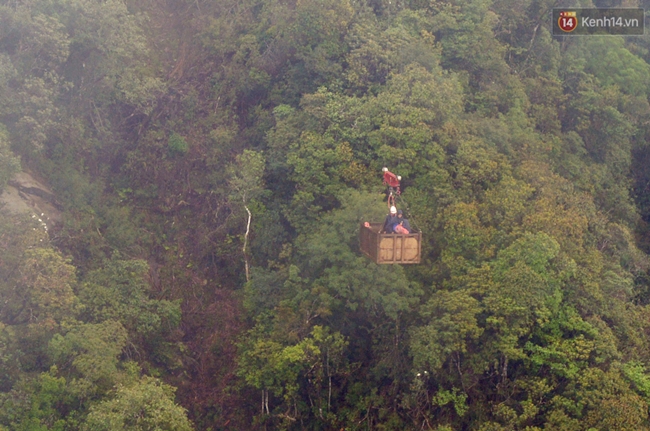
top-left (359, 222), bottom-right (421, 264)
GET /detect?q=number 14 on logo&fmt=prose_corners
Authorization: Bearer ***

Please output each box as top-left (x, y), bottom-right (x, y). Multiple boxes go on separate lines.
top-left (558, 11), bottom-right (577, 32)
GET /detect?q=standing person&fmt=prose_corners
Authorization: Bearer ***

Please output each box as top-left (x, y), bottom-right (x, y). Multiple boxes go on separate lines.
top-left (382, 167), bottom-right (401, 208)
top-left (383, 206), bottom-right (399, 233)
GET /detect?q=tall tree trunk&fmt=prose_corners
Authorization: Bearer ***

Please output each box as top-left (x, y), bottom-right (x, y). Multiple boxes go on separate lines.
top-left (243, 204), bottom-right (251, 282)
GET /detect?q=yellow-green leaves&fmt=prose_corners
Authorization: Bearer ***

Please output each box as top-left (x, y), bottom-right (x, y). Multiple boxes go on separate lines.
top-left (82, 376), bottom-right (193, 431)
top-left (48, 321), bottom-right (128, 391)
top-left (18, 248), bottom-right (78, 329)
top-left (0, 125), bottom-right (20, 192)
top-left (228, 150), bottom-right (266, 205)
top-left (238, 325), bottom-right (347, 410)
top-left (411, 290), bottom-right (482, 371)
top-left (0, 212), bottom-right (78, 330)
top-left (77, 257), bottom-right (181, 339)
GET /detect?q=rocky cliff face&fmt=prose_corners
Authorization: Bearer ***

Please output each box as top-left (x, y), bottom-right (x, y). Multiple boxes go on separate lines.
top-left (0, 172), bottom-right (62, 228)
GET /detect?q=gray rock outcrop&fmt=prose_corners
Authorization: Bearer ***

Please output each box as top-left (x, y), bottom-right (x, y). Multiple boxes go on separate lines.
top-left (0, 171), bottom-right (63, 227)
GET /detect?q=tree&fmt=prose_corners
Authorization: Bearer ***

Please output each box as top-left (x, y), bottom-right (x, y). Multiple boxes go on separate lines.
top-left (410, 289), bottom-right (482, 372)
top-left (82, 376), bottom-right (194, 431)
top-left (0, 217), bottom-right (78, 329)
top-left (0, 125), bottom-right (19, 192)
top-left (77, 255), bottom-right (181, 340)
top-left (228, 150), bottom-right (265, 282)
top-left (47, 320), bottom-right (128, 402)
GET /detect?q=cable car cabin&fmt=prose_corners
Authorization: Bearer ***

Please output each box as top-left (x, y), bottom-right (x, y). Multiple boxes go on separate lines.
top-left (359, 222), bottom-right (421, 264)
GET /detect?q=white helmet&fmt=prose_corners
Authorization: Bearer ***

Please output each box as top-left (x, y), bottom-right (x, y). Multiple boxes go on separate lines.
top-left (390, 206), bottom-right (397, 214)
top-left (382, 167), bottom-right (388, 172)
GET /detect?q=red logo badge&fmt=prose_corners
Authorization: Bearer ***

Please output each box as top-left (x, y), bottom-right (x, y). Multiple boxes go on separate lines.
top-left (558, 11), bottom-right (577, 32)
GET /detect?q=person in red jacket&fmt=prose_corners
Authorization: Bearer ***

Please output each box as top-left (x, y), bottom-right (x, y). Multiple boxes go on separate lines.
top-left (382, 167), bottom-right (401, 208)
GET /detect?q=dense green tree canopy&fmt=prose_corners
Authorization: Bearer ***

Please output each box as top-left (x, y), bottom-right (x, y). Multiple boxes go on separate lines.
top-left (2, 0), bottom-right (650, 429)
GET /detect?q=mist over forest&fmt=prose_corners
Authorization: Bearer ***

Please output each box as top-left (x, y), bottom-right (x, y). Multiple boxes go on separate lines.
top-left (3, 0), bottom-right (650, 429)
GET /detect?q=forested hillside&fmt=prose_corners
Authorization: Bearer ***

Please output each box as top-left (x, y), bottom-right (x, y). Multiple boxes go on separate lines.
top-left (3, 0), bottom-right (650, 429)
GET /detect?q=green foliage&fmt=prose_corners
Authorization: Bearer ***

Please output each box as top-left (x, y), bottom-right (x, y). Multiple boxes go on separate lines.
top-left (4, 0), bottom-right (650, 429)
top-left (432, 388), bottom-right (468, 417)
top-left (167, 133), bottom-right (188, 156)
top-left (622, 362), bottom-right (650, 400)
top-left (0, 213), bottom-right (78, 329)
top-left (49, 321), bottom-right (128, 392)
top-left (228, 149), bottom-right (265, 205)
top-left (577, 37), bottom-right (650, 96)
top-left (272, 104), bottom-right (295, 119)
top-left (16, 248), bottom-right (78, 328)
top-left (411, 290), bottom-right (482, 371)
top-left (0, 368), bottom-right (70, 431)
top-left (548, 367), bottom-right (649, 430)
top-left (77, 256), bottom-right (181, 339)
top-left (237, 325), bottom-right (348, 427)
top-left (0, 125), bottom-right (19, 191)
top-left (82, 376), bottom-right (193, 431)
